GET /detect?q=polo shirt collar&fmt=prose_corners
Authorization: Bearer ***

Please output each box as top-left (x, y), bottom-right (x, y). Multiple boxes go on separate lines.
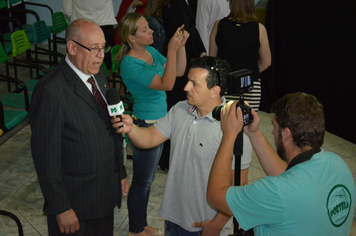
top-left (189, 97), bottom-right (227, 121)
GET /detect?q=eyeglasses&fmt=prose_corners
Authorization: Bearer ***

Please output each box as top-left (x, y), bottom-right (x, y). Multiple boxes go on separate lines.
top-left (206, 57), bottom-right (220, 87)
top-left (72, 40), bottom-right (111, 54)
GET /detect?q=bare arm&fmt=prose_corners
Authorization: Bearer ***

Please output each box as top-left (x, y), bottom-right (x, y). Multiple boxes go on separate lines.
top-left (244, 109), bottom-right (287, 176)
top-left (207, 101), bottom-right (243, 215)
top-left (112, 114), bottom-right (168, 149)
top-left (209, 20), bottom-right (220, 57)
top-left (176, 30), bottom-right (189, 76)
top-left (192, 211), bottom-right (232, 236)
top-left (258, 23), bottom-right (271, 73)
top-left (149, 27), bottom-right (188, 91)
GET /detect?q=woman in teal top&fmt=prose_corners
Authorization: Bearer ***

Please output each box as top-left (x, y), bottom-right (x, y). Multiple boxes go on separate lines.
top-left (120, 45), bottom-right (168, 120)
top-left (116, 13), bottom-right (188, 236)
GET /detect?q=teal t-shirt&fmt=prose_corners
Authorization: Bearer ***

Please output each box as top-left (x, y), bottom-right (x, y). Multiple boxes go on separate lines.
top-left (226, 150), bottom-right (355, 236)
top-left (120, 46), bottom-right (167, 120)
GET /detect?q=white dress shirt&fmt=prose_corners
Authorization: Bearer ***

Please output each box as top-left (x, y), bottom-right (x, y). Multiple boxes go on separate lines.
top-left (196, 0), bottom-right (230, 53)
top-left (62, 0), bottom-right (117, 26)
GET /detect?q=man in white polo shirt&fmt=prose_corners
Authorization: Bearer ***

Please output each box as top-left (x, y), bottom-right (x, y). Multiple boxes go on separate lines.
top-left (112, 56), bottom-right (251, 236)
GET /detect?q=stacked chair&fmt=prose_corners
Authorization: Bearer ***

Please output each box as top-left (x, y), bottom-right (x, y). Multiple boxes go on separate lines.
top-left (0, 42), bottom-right (30, 136)
top-left (0, 210), bottom-right (24, 236)
top-left (51, 11), bottom-right (68, 64)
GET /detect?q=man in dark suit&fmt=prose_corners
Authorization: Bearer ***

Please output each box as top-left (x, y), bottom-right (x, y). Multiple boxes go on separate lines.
top-left (29, 18), bottom-right (129, 236)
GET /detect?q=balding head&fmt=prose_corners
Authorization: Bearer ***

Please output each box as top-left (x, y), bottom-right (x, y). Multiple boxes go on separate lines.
top-left (65, 18), bottom-right (106, 75)
top-left (65, 18), bottom-right (100, 43)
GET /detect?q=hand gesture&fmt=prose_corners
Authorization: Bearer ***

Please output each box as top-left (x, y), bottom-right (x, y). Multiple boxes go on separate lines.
top-left (192, 220), bottom-right (222, 236)
top-left (56, 209), bottom-right (80, 234)
top-left (220, 101), bottom-right (243, 139)
top-left (180, 26), bottom-right (190, 46)
top-left (243, 107), bottom-right (260, 136)
top-left (121, 178), bottom-right (130, 196)
top-left (167, 25), bottom-right (184, 53)
top-left (111, 114), bottom-right (133, 134)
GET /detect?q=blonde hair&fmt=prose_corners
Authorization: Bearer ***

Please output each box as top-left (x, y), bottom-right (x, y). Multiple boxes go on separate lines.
top-left (115, 13), bottom-right (142, 65)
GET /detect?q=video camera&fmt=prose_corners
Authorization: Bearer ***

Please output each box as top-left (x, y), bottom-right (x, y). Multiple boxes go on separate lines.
top-left (213, 69), bottom-right (254, 126)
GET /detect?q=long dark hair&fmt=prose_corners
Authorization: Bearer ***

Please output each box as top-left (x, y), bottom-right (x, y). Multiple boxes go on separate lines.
top-left (161, 0), bottom-right (170, 7)
top-left (143, 0), bottom-right (163, 19)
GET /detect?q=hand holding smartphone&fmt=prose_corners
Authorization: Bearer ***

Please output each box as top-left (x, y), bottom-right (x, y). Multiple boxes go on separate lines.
top-left (180, 25), bottom-right (184, 35)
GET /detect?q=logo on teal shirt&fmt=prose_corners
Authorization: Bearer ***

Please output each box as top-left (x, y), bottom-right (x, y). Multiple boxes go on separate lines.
top-left (327, 184), bottom-right (352, 227)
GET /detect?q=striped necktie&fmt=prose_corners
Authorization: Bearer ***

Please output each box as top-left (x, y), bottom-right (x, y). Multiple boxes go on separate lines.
top-left (87, 76), bottom-right (109, 116)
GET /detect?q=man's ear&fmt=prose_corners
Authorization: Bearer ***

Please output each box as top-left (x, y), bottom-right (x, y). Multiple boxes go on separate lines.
top-left (67, 41), bottom-right (77, 56)
top-left (282, 127), bottom-right (292, 143)
top-left (211, 86), bottom-right (221, 98)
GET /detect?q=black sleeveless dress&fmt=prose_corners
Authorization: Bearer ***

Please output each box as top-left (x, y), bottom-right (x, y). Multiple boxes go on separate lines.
top-left (216, 18), bottom-right (262, 111)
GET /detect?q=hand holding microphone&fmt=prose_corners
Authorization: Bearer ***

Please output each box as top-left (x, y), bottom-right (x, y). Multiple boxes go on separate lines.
top-left (106, 88), bottom-right (125, 129)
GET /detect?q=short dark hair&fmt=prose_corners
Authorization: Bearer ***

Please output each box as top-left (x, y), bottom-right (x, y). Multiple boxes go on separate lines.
top-left (271, 92), bottom-right (325, 149)
top-left (190, 56), bottom-right (230, 96)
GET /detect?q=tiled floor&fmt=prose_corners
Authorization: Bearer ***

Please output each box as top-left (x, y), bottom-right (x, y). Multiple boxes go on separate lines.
top-left (1, 47), bottom-right (356, 235)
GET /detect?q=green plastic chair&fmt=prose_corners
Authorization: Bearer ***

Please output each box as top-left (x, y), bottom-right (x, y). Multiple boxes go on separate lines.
top-left (4, 0), bottom-right (40, 40)
top-left (101, 61), bottom-right (110, 78)
top-left (32, 20), bottom-right (64, 67)
top-left (10, 30), bottom-right (48, 90)
top-left (11, 30), bottom-right (31, 58)
top-left (0, 100), bottom-right (28, 133)
top-left (0, 68), bottom-right (30, 111)
top-left (0, 1), bottom-right (35, 44)
top-left (110, 45), bottom-right (121, 73)
top-left (51, 12), bottom-right (68, 63)
top-left (52, 12), bottom-right (68, 35)
top-left (8, 0), bottom-right (53, 33)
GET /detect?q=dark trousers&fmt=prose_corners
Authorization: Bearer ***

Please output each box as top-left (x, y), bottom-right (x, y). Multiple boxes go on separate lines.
top-left (47, 211), bottom-right (114, 236)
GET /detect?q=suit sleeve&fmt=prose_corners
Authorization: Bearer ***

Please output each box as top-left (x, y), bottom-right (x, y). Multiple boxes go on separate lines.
top-left (29, 85), bottom-right (71, 216)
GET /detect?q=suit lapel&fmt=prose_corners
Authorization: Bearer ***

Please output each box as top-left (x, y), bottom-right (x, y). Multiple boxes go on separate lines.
top-left (61, 60), bottom-right (109, 119)
top-left (183, 0), bottom-right (195, 20)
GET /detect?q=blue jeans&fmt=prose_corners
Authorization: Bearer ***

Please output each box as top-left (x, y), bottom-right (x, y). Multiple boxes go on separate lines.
top-left (128, 118), bottom-right (164, 233)
top-left (164, 221), bottom-right (202, 236)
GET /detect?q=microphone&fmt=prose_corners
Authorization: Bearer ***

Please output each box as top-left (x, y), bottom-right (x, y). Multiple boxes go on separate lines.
top-left (106, 88), bottom-right (125, 118)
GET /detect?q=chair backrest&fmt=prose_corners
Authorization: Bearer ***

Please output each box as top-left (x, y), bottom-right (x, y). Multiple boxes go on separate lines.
top-left (52, 12), bottom-right (68, 35)
top-left (11, 30), bottom-right (31, 57)
top-left (8, 0), bottom-right (22, 6)
top-left (32, 20), bottom-right (50, 45)
top-left (101, 61), bottom-right (109, 77)
top-left (0, 0), bottom-right (7, 10)
top-left (0, 41), bottom-right (8, 64)
top-left (0, 100), bottom-right (5, 132)
top-left (111, 45), bottom-right (121, 73)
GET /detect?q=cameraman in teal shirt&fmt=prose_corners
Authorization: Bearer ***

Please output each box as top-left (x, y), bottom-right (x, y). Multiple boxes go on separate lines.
top-left (207, 92), bottom-right (355, 236)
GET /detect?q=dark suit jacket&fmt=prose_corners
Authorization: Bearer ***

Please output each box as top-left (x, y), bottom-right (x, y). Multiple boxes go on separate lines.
top-left (29, 59), bottom-right (126, 220)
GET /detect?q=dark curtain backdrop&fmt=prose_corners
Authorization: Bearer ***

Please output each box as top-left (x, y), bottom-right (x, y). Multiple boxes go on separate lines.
top-left (260, 0), bottom-right (356, 144)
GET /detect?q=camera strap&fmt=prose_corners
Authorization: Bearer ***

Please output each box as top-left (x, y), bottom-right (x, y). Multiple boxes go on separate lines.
top-left (285, 148), bottom-right (321, 171)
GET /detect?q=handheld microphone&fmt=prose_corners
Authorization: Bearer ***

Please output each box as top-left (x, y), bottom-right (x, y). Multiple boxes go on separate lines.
top-left (106, 88), bottom-right (125, 118)
top-left (106, 88), bottom-right (127, 164)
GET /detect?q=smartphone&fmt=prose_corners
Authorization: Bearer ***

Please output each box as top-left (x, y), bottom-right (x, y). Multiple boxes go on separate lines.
top-left (180, 26), bottom-right (184, 34)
